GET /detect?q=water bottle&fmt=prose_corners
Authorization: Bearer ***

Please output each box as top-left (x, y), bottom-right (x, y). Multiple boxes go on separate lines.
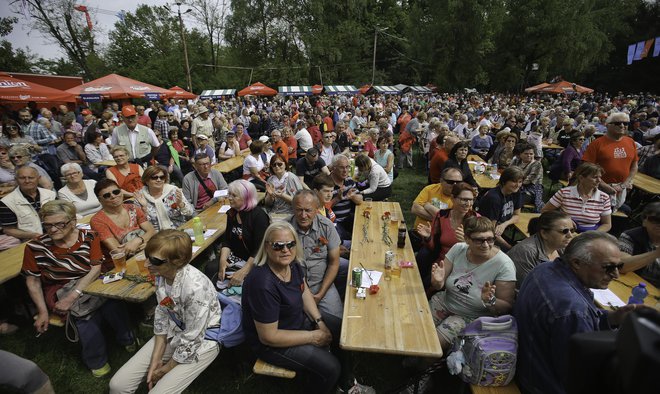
top-left (192, 217), bottom-right (205, 246)
top-left (628, 282), bottom-right (648, 305)
top-left (491, 163), bottom-right (498, 176)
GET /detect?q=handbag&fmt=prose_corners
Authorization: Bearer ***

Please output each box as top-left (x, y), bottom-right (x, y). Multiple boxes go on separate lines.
top-left (56, 279), bottom-right (106, 319)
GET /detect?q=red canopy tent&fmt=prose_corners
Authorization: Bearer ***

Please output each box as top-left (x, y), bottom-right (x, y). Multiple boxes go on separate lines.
top-left (169, 86), bottom-right (197, 100)
top-left (526, 80), bottom-right (593, 94)
top-left (65, 73), bottom-right (174, 101)
top-left (238, 82), bottom-right (277, 97)
top-left (0, 72), bottom-right (76, 103)
top-left (312, 84), bottom-right (323, 95)
top-left (524, 82), bottom-right (550, 93)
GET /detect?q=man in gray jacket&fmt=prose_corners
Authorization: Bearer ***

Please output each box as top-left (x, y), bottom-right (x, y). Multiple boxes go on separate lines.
top-left (182, 153), bottom-right (228, 211)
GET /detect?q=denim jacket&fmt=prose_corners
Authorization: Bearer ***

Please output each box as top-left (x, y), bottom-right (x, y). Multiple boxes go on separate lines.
top-left (513, 259), bottom-right (612, 394)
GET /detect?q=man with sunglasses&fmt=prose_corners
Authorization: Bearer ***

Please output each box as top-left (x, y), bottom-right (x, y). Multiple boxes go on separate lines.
top-left (412, 167), bottom-right (463, 229)
top-left (618, 202), bottom-right (660, 288)
top-left (0, 166), bottom-right (56, 241)
top-left (583, 112), bottom-right (638, 212)
top-left (514, 231), bottom-right (645, 394)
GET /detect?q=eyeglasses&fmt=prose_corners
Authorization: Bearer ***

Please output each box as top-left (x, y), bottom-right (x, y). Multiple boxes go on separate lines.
top-left (270, 241), bottom-right (297, 251)
top-left (443, 179), bottom-right (461, 185)
top-left (610, 121), bottom-right (629, 127)
top-left (145, 252), bottom-right (167, 266)
top-left (64, 172), bottom-right (81, 177)
top-left (43, 220), bottom-right (72, 230)
top-left (10, 155), bottom-right (23, 160)
top-left (456, 197), bottom-right (474, 204)
top-left (101, 189), bottom-right (122, 199)
top-left (197, 162), bottom-right (212, 167)
top-left (272, 162), bottom-right (285, 167)
top-left (601, 263), bottom-right (624, 275)
top-left (4, 126), bottom-right (18, 130)
top-left (150, 175), bottom-right (166, 181)
top-left (553, 228), bottom-right (576, 235)
top-left (470, 236), bottom-right (495, 245)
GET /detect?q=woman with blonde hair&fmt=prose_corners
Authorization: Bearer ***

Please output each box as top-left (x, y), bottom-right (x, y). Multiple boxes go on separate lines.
top-left (106, 146), bottom-right (144, 197)
top-left (133, 166), bottom-right (193, 231)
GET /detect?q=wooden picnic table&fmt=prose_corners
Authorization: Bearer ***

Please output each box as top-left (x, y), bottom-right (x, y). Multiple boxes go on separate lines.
top-left (95, 160), bottom-right (117, 166)
top-left (633, 172), bottom-right (660, 195)
top-left (212, 149), bottom-right (249, 173)
top-left (340, 202), bottom-right (443, 358)
top-left (607, 271), bottom-right (659, 310)
top-left (542, 143), bottom-right (563, 150)
top-left (0, 214), bottom-right (95, 285)
top-left (514, 212), bottom-right (540, 238)
top-left (468, 160), bottom-right (499, 189)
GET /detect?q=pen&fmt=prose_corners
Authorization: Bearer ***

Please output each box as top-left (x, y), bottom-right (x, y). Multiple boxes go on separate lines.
top-left (359, 263), bottom-right (374, 285)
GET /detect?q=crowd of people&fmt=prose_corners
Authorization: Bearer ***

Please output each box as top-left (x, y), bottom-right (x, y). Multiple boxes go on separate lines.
top-left (0, 90), bottom-right (659, 394)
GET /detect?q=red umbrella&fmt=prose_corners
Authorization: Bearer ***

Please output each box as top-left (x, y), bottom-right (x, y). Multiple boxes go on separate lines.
top-left (524, 82), bottom-right (550, 93)
top-left (0, 72), bottom-right (76, 103)
top-left (312, 84), bottom-right (323, 95)
top-left (65, 73), bottom-right (174, 100)
top-left (169, 86), bottom-right (197, 100)
top-left (238, 82), bottom-right (277, 97)
top-left (528, 80), bottom-right (593, 94)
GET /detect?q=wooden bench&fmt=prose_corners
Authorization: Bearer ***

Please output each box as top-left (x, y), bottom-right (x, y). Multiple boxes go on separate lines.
top-left (253, 359), bottom-right (296, 379)
top-left (471, 382), bottom-right (521, 394)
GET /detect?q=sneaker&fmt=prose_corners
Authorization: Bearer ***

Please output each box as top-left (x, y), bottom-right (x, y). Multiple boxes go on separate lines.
top-left (344, 379), bottom-right (376, 394)
top-left (91, 363), bottom-right (111, 378)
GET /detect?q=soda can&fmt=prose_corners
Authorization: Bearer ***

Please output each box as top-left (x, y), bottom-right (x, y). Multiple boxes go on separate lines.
top-left (385, 251), bottom-right (395, 270)
top-left (351, 267), bottom-right (362, 288)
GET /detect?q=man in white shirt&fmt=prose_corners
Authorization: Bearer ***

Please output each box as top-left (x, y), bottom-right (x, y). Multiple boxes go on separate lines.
top-left (191, 106), bottom-right (214, 150)
top-left (110, 106), bottom-right (159, 165)
top-left (294, 120), bottom-right (313, 154)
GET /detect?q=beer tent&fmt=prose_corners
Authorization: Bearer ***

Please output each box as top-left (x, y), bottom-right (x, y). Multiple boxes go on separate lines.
top-left (0, 72), bottom-right (76, 103)
top-left (526, 80), bottom-right (593, 94)
top-left (169, 86), bottom-right (197, 100)
top-left (238, 82), bottom-right (277, 97)
top-left (65, 73), bottom-right (174, 101)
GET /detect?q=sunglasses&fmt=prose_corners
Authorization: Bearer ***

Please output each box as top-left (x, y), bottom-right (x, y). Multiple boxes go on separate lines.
top-left (443, 179), bottom-right (461, 185)
top-left (272, 162), bottom-right (285, 167)
top-left (270, 241), bottom-right (297, 251)
top-left (102, 189), bottom-right (122, 199)
top-left (145, 252), bottom-right (167, 266)
top-left (150, 175), bottom-right (166, 181)
top-left (43, 220), bottom-right (72, 231)
top-left (470, 236), bottom-right (495, 245)
top-left (4, 126), bottom-right (18, 130)
top-left (554, 228), bottom-right (576, 235)
top-left (601, 263), bottom-right (624, 275)
top-left (10, 155), bottom-right (23, 160)
top-left (610, 121), bottom-right (629, 127)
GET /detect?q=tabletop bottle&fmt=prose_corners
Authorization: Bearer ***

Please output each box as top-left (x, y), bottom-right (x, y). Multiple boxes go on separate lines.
top-left (628, 282), bottom-right (648, 305)
top-left (193, 217), bottom-right (205, 246)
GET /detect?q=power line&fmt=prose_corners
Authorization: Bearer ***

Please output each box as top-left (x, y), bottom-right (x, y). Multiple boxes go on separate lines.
top-left (195, 57), bottom-right (401, 71)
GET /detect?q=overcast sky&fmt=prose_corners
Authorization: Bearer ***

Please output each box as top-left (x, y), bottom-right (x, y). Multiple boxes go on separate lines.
top-left (1, 0), bottom-right (204, 61)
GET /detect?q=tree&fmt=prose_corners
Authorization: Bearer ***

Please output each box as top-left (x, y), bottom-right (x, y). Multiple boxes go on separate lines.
top-left (189, 0), bottom-right (229, 68)
top-left (0, 16), bottom-right (35, 72)
top-left (11, 0), bottom-right (99, 79)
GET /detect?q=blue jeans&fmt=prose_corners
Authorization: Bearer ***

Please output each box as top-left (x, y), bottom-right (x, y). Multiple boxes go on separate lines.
top-left (75, 300), bottom-right (134, 370)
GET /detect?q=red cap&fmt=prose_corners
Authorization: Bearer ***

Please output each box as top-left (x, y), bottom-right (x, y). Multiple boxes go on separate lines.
top-left (81, 109), bottom-right (92, 116)
top-left (121, 105), bottom-right (137, 117)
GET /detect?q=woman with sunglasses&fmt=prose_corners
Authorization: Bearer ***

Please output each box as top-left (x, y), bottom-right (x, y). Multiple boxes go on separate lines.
top-left (542, 162), bottom-right (612, 233)
top-left (0, 119), bottom-right (42, 154)
top-left (428, 216), bottom-right (516, 352)
top-left (90, 179), bottom-right (156, 260)
top-left (133, 166), bottom-right (193, 231)
top-left (415, 182), bottom-right (480, 291)
top-left (7, 145), bottom-right (54, 190)
top-left (242, 221), bottom-right (341, 394)
top-left (23, 200), bottom-right (135, 377)
top-left (57, 163), bottom-right (101, 216)
top-left (0, 144), bottom-right (16, 197)
top-left (264, 155), bottom-right (303, 215)
top-left (206, 179), bottom-right (269, 288)
top-left (109, 230), bottom-right (220, 393)
top-left (507, 211), bottom-right (575, 286)
top-left (105, 146), bottom-right (144, 198)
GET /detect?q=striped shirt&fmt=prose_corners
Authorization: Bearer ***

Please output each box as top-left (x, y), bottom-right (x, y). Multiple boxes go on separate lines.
top-left (332, 177), bottom-right (357, 225)
top-left (22, 229), bottom-right (103, 282)
top-left (548, 186), bottom-right (611, 230)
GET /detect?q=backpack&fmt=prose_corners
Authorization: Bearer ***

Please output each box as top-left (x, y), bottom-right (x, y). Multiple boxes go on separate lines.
top-left (204, 292), bottom-right (245, 348)
top-left (447, 315), bottom-right (518, 387)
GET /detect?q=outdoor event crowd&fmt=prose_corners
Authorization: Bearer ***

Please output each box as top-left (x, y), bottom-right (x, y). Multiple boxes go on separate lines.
top-left (0, 90), bottom-right (659, 394)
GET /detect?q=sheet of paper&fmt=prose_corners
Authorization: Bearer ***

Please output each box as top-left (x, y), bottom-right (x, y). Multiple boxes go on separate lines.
top-left (591, 288), bottom-right (626, 308)
top-left (76, 223), bottom-right (91, 230)
top-left (350, 270), bottom-right (383, 288)
top-left (490, 174), bottom-right (501, 180)
top-left (190, 229), bottom-right (218, 241)
top-left (192, 246), bottom-right (201, 255)
top-left (218, 205), bottom-right (231, 214)
top-left (213, 189), bottom-right (228, 198)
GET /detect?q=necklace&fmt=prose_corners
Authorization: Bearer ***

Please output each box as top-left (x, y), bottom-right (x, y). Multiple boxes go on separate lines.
top-left (272, 265), bottom-right (291, 282)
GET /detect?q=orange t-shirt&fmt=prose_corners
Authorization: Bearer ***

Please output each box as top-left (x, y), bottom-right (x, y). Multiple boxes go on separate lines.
top-left (582, 135), bottom-right (638, 183)
top-left (271, 140), bottom-right (289, 162)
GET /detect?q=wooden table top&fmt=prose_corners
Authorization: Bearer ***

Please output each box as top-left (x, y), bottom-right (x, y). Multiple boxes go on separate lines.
top-left (468, 161), bottom-right (499, 189)
top-left (213, 150), bottom-right (249, 173)
top-left (606, 271), bottom-right (659, 310)
top-left (542, 143), bottom-right (563, 150)
top-left (0, 213), bottom-right (95, 285)
top-left (633, 172), bottom-right (660, 195)
top-left (84, 199), bottom-right (232, 302)
top-left (95, 160), bottom-right (117, 166)
top-left (340, 202), bottom-right (443, 358)
top-left (514, 212), bottom-right (540, 238)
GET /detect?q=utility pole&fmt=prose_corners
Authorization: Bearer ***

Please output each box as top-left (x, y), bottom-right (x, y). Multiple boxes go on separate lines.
top-left (165, 2), bottom-right (193, 92)
top-left (371, 27), bottom-right (388, 86)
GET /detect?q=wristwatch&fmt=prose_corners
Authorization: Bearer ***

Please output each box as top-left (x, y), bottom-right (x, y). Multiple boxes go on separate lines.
top-left (313, 316), bottom-right (323, 326)
top-left (483, 295), bottom-right (496, 308)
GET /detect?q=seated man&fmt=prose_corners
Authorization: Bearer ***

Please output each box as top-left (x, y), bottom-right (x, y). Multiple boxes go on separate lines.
top-left (328, 154), bottom-right (362, 242)
top-left (0, 166), bottom-right (56, 241)
top-left (514, 232), bottom-right (643, 394)
top-left (618, 202), bottom-right (660, 287)
top-left (182, 153), bottom-right (228, 211)
top-left (412, 167), bottom-right (462, 228)
top-left (296, 147), bottom-right (330, 189)
top-left (56, 131), bottom-right (100, 180)
top-left (288, 190), bottom-right (344, 319)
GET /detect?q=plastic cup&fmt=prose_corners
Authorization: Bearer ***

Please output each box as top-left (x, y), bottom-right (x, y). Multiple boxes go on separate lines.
top-left (364, 198), bottom-right (373, 209)
top-left (391, 263), bottom-right (402, 278)
top-left (134, 252), bottom-right (148, 276)
top-left (110, 249), bottom-right (126, 273)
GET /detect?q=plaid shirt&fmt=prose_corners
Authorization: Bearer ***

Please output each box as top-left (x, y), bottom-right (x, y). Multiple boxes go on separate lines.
top-left (21, 121), bottom-right (54, 147)
top-left (153, 119), bottom-right (170, 139)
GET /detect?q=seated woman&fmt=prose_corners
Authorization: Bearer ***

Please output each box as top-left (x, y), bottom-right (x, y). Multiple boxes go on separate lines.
top-left (218, 131), bottom-right (241, 161)
top-left (354, 154), bottom-right (392, 201)
top-left (84, 130), bottom-right (113, 171)
top-left (549, 131), bottom-right (584, 182)
top-left (109, 230), bottom-right (220, 393)
top-left (506, 211), bottom-right (575, 286)
top-left (133, 166), bottom-right (193, 231)
top-left (168, 128), bottom-right (192, 174)
top-left (57, 163), bottom-right (101, 216)
top-left (511, 143), bottom-right (544, 212)
top-left (489, 132), bottom-right (517, 169)
top-left (0, 144), bottom-right (17, 198)
top-left (469, 125), bottom-right (493, 159)
top-left (476, 166), bottom-right (524, 250)
top-left (374, 136), bottom-right (394, 181)
top-left (442, 141), bottom-right (478, 188)
top-left (242, 140), bottom-right (267, 191)
top-left (8, 146), bottom-right (53, 190)
top-left (105, 146), bottom-right (144, 198)
top-left (0, 119), bottom-right (42, 154)
top-left (90, 179), bottom-right (156, 262)
top-left (428, 216), bottom-right (516, 352)
top-left (264, 155), bottom-right (303, 215)
top-left (242, 222), bottom-right (340, 394)
top-left (542, 162), bottom-right (612, 233)
top-left (617, 202), bottom-right (660, 287)
top-left (23, 200), bottom-right (135, 377)
top-left (205, 180), bottom-right (269, 287)
top-left (415, 182), bottom-right (479, 291)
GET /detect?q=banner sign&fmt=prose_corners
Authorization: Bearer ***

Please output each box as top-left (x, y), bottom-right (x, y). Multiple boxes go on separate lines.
top-left (145, 92), bottom-right (161, 100)
top-left (80, 94), bottom-right (103, 102)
